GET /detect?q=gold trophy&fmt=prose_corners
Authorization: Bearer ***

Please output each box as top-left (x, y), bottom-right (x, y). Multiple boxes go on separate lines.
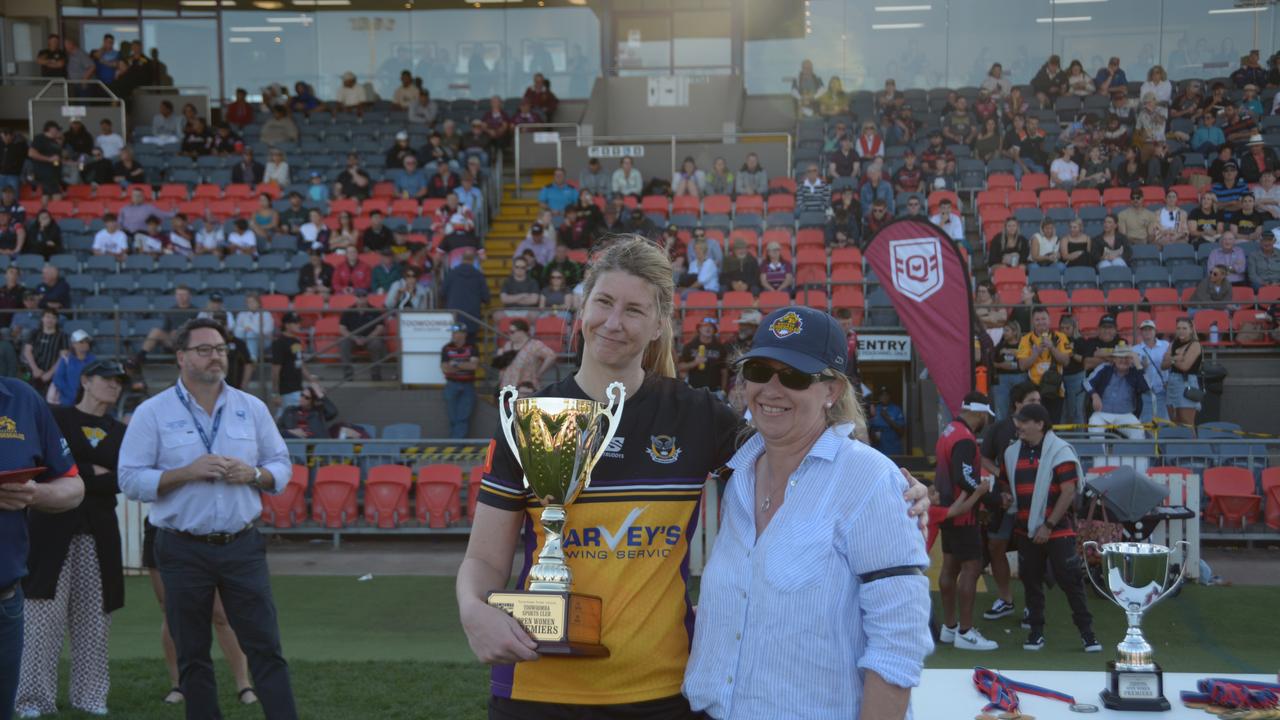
top-left (486, 382), bottom-right (626, 657)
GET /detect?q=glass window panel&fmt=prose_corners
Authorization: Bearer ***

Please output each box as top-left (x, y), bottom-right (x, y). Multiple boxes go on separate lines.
top-left (1049, 1), bottom-right (1161, 86)
top-left (946, 0), bottom-right (1050, 88)
top-left (615, 15), bottom-right (671, 75)
top-left (407, 9), bottom-right (506, 99)
top-left (1163, 0), bottom-right (1270, 82)
top-left (843, 4), bottom-right (947, 91)
top-left (222, 10), bottom-right (320, 103)
top-left (312, 12), bottom-right (412, 100)
top-left (673, 10), bottom-right (730, 73)
top-left (143, 19), bottom-right (218, 94)
top-left (743, 0), bottom-right (837, 94)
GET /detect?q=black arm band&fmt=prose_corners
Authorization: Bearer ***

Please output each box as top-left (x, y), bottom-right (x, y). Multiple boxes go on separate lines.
top-left (857, 566), bottom-right (926, 584)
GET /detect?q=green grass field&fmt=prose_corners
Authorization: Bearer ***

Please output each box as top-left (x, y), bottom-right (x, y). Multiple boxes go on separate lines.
top-left (29, 576), bottom-right (1276, 719)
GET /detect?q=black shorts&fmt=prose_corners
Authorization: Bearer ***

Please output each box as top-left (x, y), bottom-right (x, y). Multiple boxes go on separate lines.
top-left (940, 522), bottom-right (983, 562)
top-left (141, 518), bottom-right (157, 569)
top-left (488, 694), bottom-right (706, 720)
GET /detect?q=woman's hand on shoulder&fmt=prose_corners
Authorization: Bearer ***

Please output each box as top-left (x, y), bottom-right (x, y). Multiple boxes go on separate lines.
top-left (899, 467), bottom-right (930, 537)
top-left (459, 599), bottom-right (540, 665)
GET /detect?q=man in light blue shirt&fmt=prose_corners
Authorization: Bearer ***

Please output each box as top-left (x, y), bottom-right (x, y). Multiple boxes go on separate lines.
top-left (392, 154), bottom-right (428, 200)
top-left (537, 167), bottom-right (578, 214)
top-left (118, 317), bottom-right (298, 719)
top-left (455, 172), bottom-right (483, 215)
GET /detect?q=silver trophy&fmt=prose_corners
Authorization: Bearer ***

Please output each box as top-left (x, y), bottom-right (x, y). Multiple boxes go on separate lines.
top-left (1083, 540), bottom-right (1189, 711)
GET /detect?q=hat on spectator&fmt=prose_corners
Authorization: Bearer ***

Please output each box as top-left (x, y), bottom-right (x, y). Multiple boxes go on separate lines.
top-left (1099, 314), bottom-right (1117, 327)
top-left (70, 329), bottom-right (92, 343)
top-left (1223, 161), bottom-right (1239, 172)
top-left (209, 292), bottom-right (224, 302)
top-left (81, 359), bottom-right (128, 381)
top-left (697, 316), bottom-right (718, 329)
top-left (309, 170), bottom-right (322, 179)
top-left (1247, 134), bottom-right (1265, 146)
top-left (395, 130), bottom-right (409, 141)
top-left (449, 323), bottom-right (467, 333)
top-left (1139, 319), bottom-right (1157, 329)
top-left (1111, 341), bottom-right (1138, 358)
top-left (530, 223), bottom-right (544, 234)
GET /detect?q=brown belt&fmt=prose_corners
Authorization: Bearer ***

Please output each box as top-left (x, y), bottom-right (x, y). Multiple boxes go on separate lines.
top-left (165, 524), bottom-right (254, 546)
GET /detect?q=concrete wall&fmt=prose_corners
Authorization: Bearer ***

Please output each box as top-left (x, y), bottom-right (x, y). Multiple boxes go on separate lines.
top-left (592, 75), bottom-right (743, 137)
top-left (741, 94), bottom-right (795, 134)
top-left (0, 0), bottom-right (57, 19)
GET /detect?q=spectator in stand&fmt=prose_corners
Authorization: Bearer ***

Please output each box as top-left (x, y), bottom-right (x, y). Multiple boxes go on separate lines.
top-left (94, 119), bottom-right (124, 160)
top-left (385, 131), bottom-right (416, 170)
top-left (392, 154), bottom-right (428, 200)
top-left (334, 71), bottom-right (370, 115)
top-left (989, 323), bottom-right (1027, 423)
top-left (328, 212), bottom-right (358, 252)
top-left (942, 97), bottom-right (977, 147)
top-left (869, 386), bottom-right (908, 457)
top-left (306, 170), bottom-right (330, 204)
top-left (151, 100), bottom-right (182, 138)
top-left (133, 215), bottom-right (167, 257)
top-left (540, 243), bottom-right (582, 288)
top-left (250, 193), bottom-right (280, 242)
top-left (1190, 112), bottom-right (1225, 154)
top-left (1002, 115), bottom-right (1045, 181)
top-left (495, 317), bottom-right (557, 392)
top-left (973, 116), bottom-right (1003, 164)
top-left (1031, 55), bottom-right (1067, 107)
top-left (1241, 83), bottom-right (1264, 118)
top-left (420, 132), bottom-right (458, 175)
top-left (537, 167), bottom-right (577, 216)
top-left (1208, 230), bottom-right (1249, 286)
top-left (1093, 214), bottom-right (1131, 269)
top-left (729, 153), bottom-right (765, 197)
top-left (981, 62), bottom-right (1012, 99)
top-left (991, 217), bottom-right (1028, 269)
top-left (1059, 219), bottom-right (1093, 268)
top-left (28, 121), bottom-right (65, 200)
top-left (759, 241), bottom-right (794, 293)
top-left (361, 210), bottom-right (396, 253)
top-left (263, 148), bottom-right (290, 187)
top-left (408, 89), bottom-right (438, 126)
top-left (1016, 309), bottom-right (1071, 422)
top-left (433, 191), bottom-right (478, 250)
top-left (704, 157), bottom-right (734, 197)
top-left (1084, 342), bottom-right (1149, 441)
top-left (892, 149), bottom-right (925, 196)
top-left (855, 121), bottom-right (885, 162)
top-left (108, 146), bottom-right (144, 187)
top-left (297, 249), bottom-right (333, 297)
top-left (230, 147), bottom-right (264, 187)
top-left (827, 135), bottom-right (859, 181)
top-left (522, 72), bottom-right (558, 120)
top-left (193, 209), bottom-right (225, 256)
top-left (298, 210), bottom-right (331, 254)
top-left (0, 128), bottom-right (29, 193)
top-left (921, 129), bottom-right (958, 178)
top-left (47, 328), bottom-right (95, 407)
top-left (1220, 103), bottom-right (1258, 146)
top-left (335, 153), bottom-right (372, 201)
top-left (1188, 192), bottom-right (1225, 247)
top-left (260, 106), bottom-right (298, 146)
top-left (22, 308), bottom-right (68, 394)
top-left (119, 186), bottom-right (169, 236)
top-left (91, 213), bottom-right (128, 261)
top-left (1065, 59), bottom-right (1095, 96)
top-left (539, 268), bottom-right (576, 313)
top-left (269, 312), bottom-right (316, 412)
top-left (1212, 162), bottom-right (1250, 219)
top-left (460, 120), bottom-right (492, 166)
top-left (440, 323), bottom-right (479, 438)
top-left (25, 210), bottom-right (61, 260)
top-left (828, 187), bottom-right (861, 248)
top-left (1189, 265), bottom-right (1234, 313)
top-left (1140, 65), bottom-right (1172, 106)
top-left (500, 256), bottom-right (542, 313)
top-left (231, 292), bottom-right (273, 363)
top-left (63, 120), bottom-right (94, 158)
top-left (442, 248), bottom-right (489, 341)
top-left (930, 198), bottom-right (966, 249)
top-left (510, 99), bottom-right (541, 129)
top-left (0, 187), bottom-right (22, 226)
top-left (478, 96), bottom-right (511, 148)
top-left (369, 250), bottom-right (401, 295)
top-left (426, 161), bottom-right (460, 199)
top-left (34, 264), bottom-right (70, 312)
top-left (1094, 56), bottom-right (1127, 95)
top-left (794, 163), bottom-right (831, 217)
top-left (79, 147), bottom-right (114, 186)
top-left (1116, 188), bottom-right (1157, 244)
top-left (815, 76), bottom-right (849, 118)
top-left (514, 222), bottom-right (555, 267)
top-left (226, 218), bottom-right (257, 256)
top-left (1030, 219), bottom-right (1064, 271)
top-left (1162, 318), bottom-right (1202, 425)
top-left (224, 88), bottom-right (253, 129)
top-left (1131, 319), bottom-right (1170, 423)
top-left (208, 122), bottom-right (240, 156)
top-left (1134, 93), bottom-right (1168, 153)
top-left (384, 264), bottom-right (429, 310)
top-left (1152, 189), bottom-right (1189, 247)
top-left (332, 247), bottom-right (372, 296)
top-left (391, 70), bottom-right (419, 110)
top-left (685, 236), bottom-right (720, 295)
top-left (611, 156), bottom-right (644, 198)
top-left (1238, 134), bottom-right (1278, 184)
top-left (673, 157), bottom-right (706, 200)
top-left (9, 288), bottom-right (41, 343)
top-left (277, 192), bottom-right (308, 235)
top-left (1248, 229), bottom-right (1280, 290)
top-left (338, 289), bottom-right (386, 381)
top-left (1231, 193), bottom-right (1266, 242)
top-left (1048, 145), bottom-right (1080, 190)
top-left (863, 198), bottom-right (892, 239)
top-left (179, 118), bottom-right (212, 158)
top-left (277, 383), bottom-right (338, 439)
top-left (0, 266), bottom-right (22, 324)
top-left (0, 209), bottom-right (25, 257)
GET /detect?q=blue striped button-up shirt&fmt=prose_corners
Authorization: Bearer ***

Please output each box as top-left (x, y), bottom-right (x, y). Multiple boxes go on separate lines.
top-left (118, 379), bottom-right (292, 535)
top-left (684, 428), bottom-right (934, 720)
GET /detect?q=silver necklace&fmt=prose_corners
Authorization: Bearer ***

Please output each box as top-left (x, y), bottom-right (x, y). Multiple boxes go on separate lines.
top-left (759, 474), bottom-right (797, 513)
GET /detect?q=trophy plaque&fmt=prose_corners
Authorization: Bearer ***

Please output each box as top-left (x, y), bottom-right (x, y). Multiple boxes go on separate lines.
top-left (486, 382), bottom-right (625, 657)
top-left (1083, 540), bottom-right (1189, 711)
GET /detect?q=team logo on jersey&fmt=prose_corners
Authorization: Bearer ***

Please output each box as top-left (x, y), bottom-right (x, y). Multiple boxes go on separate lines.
top-left (0, 416), bottom-right (23, 441)
top-left (646, 435), bottom-right (681, 464)
top-left (769, 311), bottom-right (803, 339)
top-left (890, 236), bottom-right (944, 303)
top-left (603, 436), bottom-right (625, 459)
top-left (562, 505), bottom-right (683, 560)
top-left (81, 426), bottom-right (107, 449)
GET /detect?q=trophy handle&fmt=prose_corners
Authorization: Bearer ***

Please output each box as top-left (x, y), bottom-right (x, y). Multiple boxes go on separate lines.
top-left (589, 381), bottom-right (627, 471)
top-left (1082, 541), bottom-right (1122, 609)
top-left (1149, 540), bottom-right (1191, 609)
top-left (498, 385), bottom-right (523, 471)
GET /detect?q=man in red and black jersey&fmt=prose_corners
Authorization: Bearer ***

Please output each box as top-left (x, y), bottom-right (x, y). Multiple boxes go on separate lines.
top-left (999, 402), bottom-right (1100, 653)
top-left (935, 391), bottom-right (998, 651)
top-left (441, 323), bottom-right (479, 439)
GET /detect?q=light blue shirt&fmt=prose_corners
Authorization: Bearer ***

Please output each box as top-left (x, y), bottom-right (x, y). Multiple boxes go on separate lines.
top-left (538, 182), bottom-right (578, 213)
top-left (118, 378), bottom-right (292, 535)
top-left (684, 428), bottom-right (933, 720)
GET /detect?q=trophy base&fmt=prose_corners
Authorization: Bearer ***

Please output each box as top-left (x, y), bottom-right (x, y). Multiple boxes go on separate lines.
top-left (487, 590), bottom-right (610, 658)
top-left (1100, 661), bottom-right (1170, 711)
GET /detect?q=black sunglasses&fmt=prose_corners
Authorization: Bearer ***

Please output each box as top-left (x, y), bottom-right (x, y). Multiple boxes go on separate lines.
top-left (741, 359), bottom-right (834, 391)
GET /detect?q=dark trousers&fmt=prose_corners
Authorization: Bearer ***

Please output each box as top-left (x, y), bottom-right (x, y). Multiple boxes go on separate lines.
top-left (443, 380), bottom-right (476, 439)
top-left (489, 694), bottom-right (705, 720)
top-left (0, 585), bottom-right (23, 720)
top-left (1018, 534), bottom-right (1094, 635)
top-left (155, 529), bottom-right (298, 720)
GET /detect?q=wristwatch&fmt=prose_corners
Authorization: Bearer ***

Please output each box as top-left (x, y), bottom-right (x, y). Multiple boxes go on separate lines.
top-left (253, 467), bottom-right (266, 490)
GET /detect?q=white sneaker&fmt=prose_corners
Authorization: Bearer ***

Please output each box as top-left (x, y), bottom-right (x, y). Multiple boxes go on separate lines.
top-left (939, 624), bottom-right (957, 643)
top-left (16, 709), bottom-right (42, 719)
top-left (954, 627), bottom-right (999, 651)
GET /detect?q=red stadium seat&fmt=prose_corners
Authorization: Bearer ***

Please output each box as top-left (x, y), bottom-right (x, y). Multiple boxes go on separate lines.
top-left (311, 465), bottom-right (360, 528)
top-left (390, 198), bottom-right (420, 218)
top-left (986, 174), bottom-right (1016, 191)
top-left (1170, 184), bottom-right (1199, 205)
top-left (1258, 285), bottom-right (1280, 303)
top-left (158, 184), bottom-right (189, 202)
top-left (467, 466), bottom-right (485, 521)
top-left (927, 189), bottom-right (960, 214)
top-left (796, 228), bottom-right (824, 248)
top-left (65, 185), bottom-right (93, 201)
top-left (534, 315), bottom-right (567, 353)
top-left (293, 294), bottom-right (325, 326)
top-left (1231, 307), bottom-right (1275, 346)
top-left (328, 294), bottom-right (357, 311)
top-left (193, 183), bottom-right (222, 200)
top-left (46, 199), bottom-right (74, 218)
top-left (1203, 467), bottom-right (1262, 530)
top-left (767, 193), bottom-right (795, 214)
top-left (1231, 286), bottom-right (1256, 306)
top-left (1141, 185), bottom-right (1165, 205)
top-left (260, 464), bottom-right (308, 528)
top-left (416, 464), bottom-right (463, 528)
top-left (795, 264), bottom-right (826, 286)
top-left (673, 195), bottom-right (700, 216)
top-left (797, 288), bottom-right (828, 311)
top-left (260, 293), bottom-right (290, 320)
top-left (1019, 173), bottom-right (1049, 193)
top-left (758, 290), bottom-right (791, 314)
top-left (330, 198), bottom-right (359, 216)
top-left (1038, 189), bottom-right (1069, 210)
top-left (830, 247), bottom-right (862, 270)
top-left (1152, 308), bottom-right (1180, 336)
top-left (976, 190), bottom-right (1007, 213)
top-left (372, 181), bottom-right (396, 198)
top-left (721, 291), bottom-right (756, 312)
top-left (703, 195), bottom-right (732, 215)
top-left (641, 195), bottom-right (669, 218)
top-left (1006, 190), bottom-right (1038, 211)
top-left (768, 177), bottom-right (797, 195)
top-left (1102, 187), bottom-right (1131, 211)
top-left (364, 465), bottom-right (412, 529)
top-left (992, 266), bottom-right (1027, 292)
top-left (795, 246), bottom-right (825, 267)
top-left (1069, 188), bottom-right (1101, 208)
top-left (1262, 468), bottom-right (1280, 530)
top-left (1192, 309), bottom-right (1231, 345)
top-left (224, 184), bottom-right (254, 201)
top-left (1143, 287), bottom-right (1181, 310)
top-left (735, 194), bottom-right (765, 215)
top-left (74, 200), bottom-right (104, 221)
top-left (683, 291), bottom-right (719, 313)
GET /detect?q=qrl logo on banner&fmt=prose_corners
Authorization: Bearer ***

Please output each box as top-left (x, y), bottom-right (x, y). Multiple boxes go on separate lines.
top-left (890, 237), bottom-right (944, 303)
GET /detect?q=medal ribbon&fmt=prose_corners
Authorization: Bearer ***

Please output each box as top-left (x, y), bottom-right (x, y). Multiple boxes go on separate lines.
top-left (1180, 679), bottom-right (1280, 710)
top-left (973, 667), bottom-right (1077, 713)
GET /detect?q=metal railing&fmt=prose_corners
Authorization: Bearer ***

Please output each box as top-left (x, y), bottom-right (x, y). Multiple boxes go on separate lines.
top-left (513, 122), bottom-right (581, 194)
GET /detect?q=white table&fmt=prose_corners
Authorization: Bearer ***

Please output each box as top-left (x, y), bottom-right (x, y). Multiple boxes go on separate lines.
top-left (912, 669), bottom-right (1276, 719)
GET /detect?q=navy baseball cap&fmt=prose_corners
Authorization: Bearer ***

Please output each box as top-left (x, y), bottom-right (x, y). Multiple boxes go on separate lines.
top-left (737, 306), bottom-right (847, 375)
top-left (81, 359), bottom-right (128, 381)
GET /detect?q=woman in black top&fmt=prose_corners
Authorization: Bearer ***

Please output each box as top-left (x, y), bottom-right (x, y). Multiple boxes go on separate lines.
top-left (26, 210), bottom-right (63, 260)
top-left (17, 361), bottom-right (127, 716)
top-left (1162, 317), bottom-right (1202, 426)
top-left (1229, 193), bottom-right (1266, 242)
top-left (990, 217), bottom-right (1028, 269)
top-left (1060, 218), bottom-right (1094, 268)
top-left (22, 309), bottom-right (67, 394)
top-left (1092, 214), bottom-right (1131, 269)
top-left (62, 120), bottom-right (94, 158)
top-left (1187, 192), bottom-right (1224, 247)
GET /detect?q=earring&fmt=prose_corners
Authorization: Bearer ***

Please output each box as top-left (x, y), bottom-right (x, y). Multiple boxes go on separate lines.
top-left (824, 402), bottom-right (833, 409)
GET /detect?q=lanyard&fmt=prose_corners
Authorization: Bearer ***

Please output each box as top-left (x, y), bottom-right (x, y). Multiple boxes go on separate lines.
top-left (175, 385), bottom-right (223, 455)
top-left (973, 667), bottom-right (1078, 714)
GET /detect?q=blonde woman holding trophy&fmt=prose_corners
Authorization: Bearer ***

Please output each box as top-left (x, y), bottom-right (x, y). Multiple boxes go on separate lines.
top-left (457, 236), bottom-right (929, 719)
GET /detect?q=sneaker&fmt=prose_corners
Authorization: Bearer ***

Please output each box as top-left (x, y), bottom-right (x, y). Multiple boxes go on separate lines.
top-left (1020, 607), bottom-right (1031, 630)
top-left (939, 624), bottom-right (957, 643)
top-left (954, 627), bottom-right (999, 651)
top-left (983, 598), bottom-right (1016, 620)
top-left (1082, 632), bottom-right (1103, 653)
top-left (1023, 630), bottom-right (1046, 651)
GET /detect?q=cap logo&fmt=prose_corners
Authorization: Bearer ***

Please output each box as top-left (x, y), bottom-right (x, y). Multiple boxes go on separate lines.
top-left (770, 311), bottom-right (803, 339)
top-left (890, 237), bottom-right (944, 303)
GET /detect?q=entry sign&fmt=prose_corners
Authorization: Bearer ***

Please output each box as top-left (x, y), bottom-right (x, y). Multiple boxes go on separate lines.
top-left (60, 105), bottom-right (88, 119)
top-left (857, 334), bottom-right (912, 362)
top-left (587, 145), bottom-right (645, 159)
